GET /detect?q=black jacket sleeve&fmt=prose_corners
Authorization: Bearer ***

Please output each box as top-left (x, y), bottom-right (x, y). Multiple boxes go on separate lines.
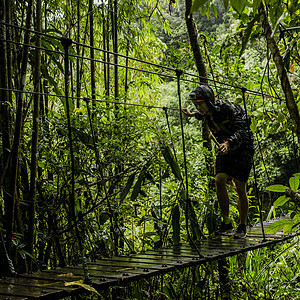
top-left (225, 106), bottom-right (248, 151)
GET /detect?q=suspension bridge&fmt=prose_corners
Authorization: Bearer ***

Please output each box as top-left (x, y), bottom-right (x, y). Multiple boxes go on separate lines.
top-left (0, 18), bottom-right (299, 299)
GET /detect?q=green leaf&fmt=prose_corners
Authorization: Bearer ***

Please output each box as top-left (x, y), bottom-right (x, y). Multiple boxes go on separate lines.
top-left (65, 280), bottom-right (100, 295)
top-left (71, 127), bottom-right (94, 149)
top-left (100, 211), bottom-right (110, 225)
top-left (211, 3), bottom-right (217, 18)
top-left (250, 118), bottom-right (257, 133)
top-left (230, 0), bottom-right (246, 14)
top-left (172, 204), bottom-right (180, 245)
top-left (119, 173), bottom-right (135, 203)
top-left (289, 176), bottom-right (300, 190)
top-left (265, 184), bottom-right (288, 192)
top-left (180, 188), bottom-right (202, 240)
top-left (240, 14), bottom-right (259, 56)
top-left (273, 195), bottom-right (289, 208)
top-left (253, 0), bottom-right (262, 12)
top-left (223, 0), bottom-right (229, 10)
top-left (131, 168), bottom-right (146, 201)
top-left (161, 143), bottom-right (182, 181)
top-left (266, 220), bottom-right (295, 234)
top-left (151, 203), bottom-right (160, 220)
top-left (191, 0), bottom-right (208, 14)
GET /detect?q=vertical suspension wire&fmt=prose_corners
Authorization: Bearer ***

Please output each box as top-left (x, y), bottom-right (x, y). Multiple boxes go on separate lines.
top-left (176, 69), bottom-right (203, 257)
top-left (163, 107), bottom-right (178, 162)
top-left (61, 37), bottom-right (91, 283)
top-left (241, 87), bottom-right (266, 241)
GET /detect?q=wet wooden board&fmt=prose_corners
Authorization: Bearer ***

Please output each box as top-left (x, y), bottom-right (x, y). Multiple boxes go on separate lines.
top-left (0, 217), bottom-right (298, 299)
top-left (0, 282), bottom-right (73, 299)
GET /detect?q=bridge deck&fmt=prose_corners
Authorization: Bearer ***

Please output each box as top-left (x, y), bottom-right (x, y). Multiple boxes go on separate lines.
top-left (0, 217), bottom-right (298, 299)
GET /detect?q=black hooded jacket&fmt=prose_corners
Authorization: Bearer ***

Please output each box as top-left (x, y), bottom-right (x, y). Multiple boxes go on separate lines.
top-left (194, 99), bottom-right (254, 153)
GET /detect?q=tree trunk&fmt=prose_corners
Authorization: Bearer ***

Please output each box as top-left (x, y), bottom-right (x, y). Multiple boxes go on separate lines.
top-left (0, 0), bottom-right (10, 174)
top-left (185, 1), bottom-right (214, 178)
top-left (259, 3), bottom-right (300, 142)
top-left (89, 0), bottom-right (96, 108)
top-left (0, 0), bottom-right (11, 276)
top-left (27, 0), bottom-right (42, 271)
top-left (102, 8), bottom-right (108, 96)
top-left (4, 0), bottom-right (33, 264)
top-left (112, 0), bottom-right (119, 101)
top-left (76, 0), bottom-right (80, 108)
top-left (185, 4), bottom-right (208, 82)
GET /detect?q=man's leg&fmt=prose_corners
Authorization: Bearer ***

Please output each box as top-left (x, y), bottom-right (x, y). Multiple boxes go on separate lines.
top-left (215, 173), bottom-right (230, 219)
top-left (234, 180), bottom-right (249, 225)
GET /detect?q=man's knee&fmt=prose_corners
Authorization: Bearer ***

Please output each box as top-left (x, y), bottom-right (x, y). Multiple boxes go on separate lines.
top-left (215, 173), bottom-right (228, 188)
top-left (235, 180), bottom-right (247, 196)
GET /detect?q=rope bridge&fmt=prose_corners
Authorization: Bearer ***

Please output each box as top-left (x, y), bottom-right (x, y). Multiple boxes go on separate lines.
top-left (0, 216), bottom-right (298, 299)
top-left (1, 22), bottom-right (299, 299)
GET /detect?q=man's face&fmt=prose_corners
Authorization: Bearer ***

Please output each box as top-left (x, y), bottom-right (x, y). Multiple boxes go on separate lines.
top-left (194, 100), bottom-right (209, 115)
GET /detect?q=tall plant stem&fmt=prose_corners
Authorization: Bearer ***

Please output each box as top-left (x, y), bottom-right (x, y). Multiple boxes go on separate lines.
top-left (89, 0), bottom-right (96, 109)
top-left (27, 0), bottom-right (42, 271)
top-left (5, 0), bottom-right (33, 262)
top-left (61, 37), bottom-right (91, 284)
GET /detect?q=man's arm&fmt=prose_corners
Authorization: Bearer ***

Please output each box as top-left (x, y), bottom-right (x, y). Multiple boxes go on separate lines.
top-left (181, 108), bottom-right (196, 117)
top-left (226, 107), bottom-right (249, 151)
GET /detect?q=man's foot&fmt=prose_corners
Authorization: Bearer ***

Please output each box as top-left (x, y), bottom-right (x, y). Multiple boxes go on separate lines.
top-left (216, 222), bottom-right (233, 234)
top-left (234, 224), bottom-right (247, 238)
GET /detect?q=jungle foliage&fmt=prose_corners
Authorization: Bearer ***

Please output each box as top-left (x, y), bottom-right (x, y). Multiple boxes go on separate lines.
top-left (0, 0), bottom-right (300, 298)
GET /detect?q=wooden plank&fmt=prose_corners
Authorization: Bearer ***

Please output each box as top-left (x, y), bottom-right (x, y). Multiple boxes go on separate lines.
top-left (0, 276), bottom-right (77, 291)
top-left (44, 266), bottom-right (151, 282)
top-left (0, 282), bottom-right (72, 299)
top-left (88, 259), bottom-right (180, 270)
top-left (0, 294), bottom-right (27, 300)
top-left (63, 264), bottom-right (165, 279)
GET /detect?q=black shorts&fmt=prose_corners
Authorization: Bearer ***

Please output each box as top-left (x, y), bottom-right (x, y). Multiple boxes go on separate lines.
top-left (215, 149), bottom-right (253, 182)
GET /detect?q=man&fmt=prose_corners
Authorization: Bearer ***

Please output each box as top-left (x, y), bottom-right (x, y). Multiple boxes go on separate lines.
top-left (182, 84), bottom-right (254, 238)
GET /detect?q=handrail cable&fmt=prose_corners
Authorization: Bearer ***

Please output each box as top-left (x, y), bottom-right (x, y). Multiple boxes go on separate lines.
top-left (163, 107), bottom-right (178, 162)
top-left (0, 38), bottom-right (287, 102)
top-left (0, 87), bottom-right (179, 111)
top-left (176, 69), bottom-right (203, 257)
top-left (242, 88), bottom-right (266, 242)
top-left (0, 22), bottom-right (288, 102)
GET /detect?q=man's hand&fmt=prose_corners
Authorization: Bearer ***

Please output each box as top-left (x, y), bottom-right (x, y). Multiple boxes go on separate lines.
top-left (217, 141), bottom-right (230, 155)
top-left (181, 108), bottom-right (195, 117)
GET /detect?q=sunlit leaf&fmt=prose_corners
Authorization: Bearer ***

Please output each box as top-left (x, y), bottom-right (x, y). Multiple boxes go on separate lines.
top-left (65, 280), bottom-right (100, 295)
top-left (273, 195), bottom-right (289, 208)
top-left (266, 185), bottom-right (288, 192)
top-left (265, 219), bottom-right (294, 234)
top-left (289, 176), bottom-right (300, 190)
